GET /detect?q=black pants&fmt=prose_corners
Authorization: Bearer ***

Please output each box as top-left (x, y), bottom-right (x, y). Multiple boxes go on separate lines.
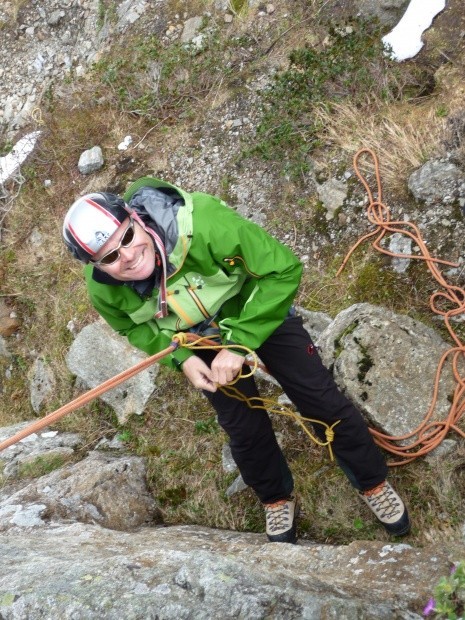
top-left (197, 316), bottom-right (387, 504)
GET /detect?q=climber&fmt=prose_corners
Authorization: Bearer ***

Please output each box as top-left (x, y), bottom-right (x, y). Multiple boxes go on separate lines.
top-left (62, 178), bottom-right (411, 543)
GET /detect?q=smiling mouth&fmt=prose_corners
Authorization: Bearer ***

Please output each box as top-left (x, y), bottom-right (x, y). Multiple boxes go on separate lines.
top-left (126, 251), bottom-right (144, 271)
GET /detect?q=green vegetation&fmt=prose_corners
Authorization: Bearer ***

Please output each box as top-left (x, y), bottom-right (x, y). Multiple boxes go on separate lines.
top-left (90, 29), bottom-right (230, 122)
top-left (0, 0), bottom-right (463, 549)
top-left (251, 19), bottom-right (421, 178)
top-left (18, 453), bottom-right (72, 478)
top-left (424, 561), bottom-right (465, 618)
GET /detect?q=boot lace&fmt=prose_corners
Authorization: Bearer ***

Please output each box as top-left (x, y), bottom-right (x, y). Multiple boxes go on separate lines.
top-left (363, 483), bottom-right (402, 520)
top-left (265, 499), bottom-right (292, 533)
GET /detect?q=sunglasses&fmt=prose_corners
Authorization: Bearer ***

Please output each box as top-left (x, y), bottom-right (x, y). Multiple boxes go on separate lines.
top-left (93, 218), bottom-right (136, 266)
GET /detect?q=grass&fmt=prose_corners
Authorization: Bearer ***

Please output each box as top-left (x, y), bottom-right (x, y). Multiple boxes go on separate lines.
top-left (248, 17), bottom-right (434, 181)
top-left (0, 0), bottom-right (464, 550)
top-left (17, 452), bottom-right (73, 479)
top-left (313, 101), bottom-right (447, 194)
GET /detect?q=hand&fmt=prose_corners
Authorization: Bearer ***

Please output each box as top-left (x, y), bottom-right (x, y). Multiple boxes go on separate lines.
top-left (210, 349), bottom-right (244, 386)
top-left (182, 356), bottom-right (217, 393)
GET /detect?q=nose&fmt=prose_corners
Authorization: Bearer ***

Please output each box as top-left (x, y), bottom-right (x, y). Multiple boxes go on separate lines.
top-left (119, 245), bottom-right (135, 263)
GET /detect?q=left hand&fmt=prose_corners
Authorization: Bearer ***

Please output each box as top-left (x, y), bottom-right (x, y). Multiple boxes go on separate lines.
top-left (210, 349), bottom-right (244, 386)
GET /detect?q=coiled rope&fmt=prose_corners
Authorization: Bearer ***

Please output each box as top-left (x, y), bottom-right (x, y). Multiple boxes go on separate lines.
top-left (0, 333), bottom-right (339, 459)
top-left (338, 148), bottom-right (465, 466)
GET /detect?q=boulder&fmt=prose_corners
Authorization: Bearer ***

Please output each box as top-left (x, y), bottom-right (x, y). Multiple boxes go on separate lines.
top-left (65, 320), bottom-right (159, 423)
top-left (0, 451), bottom-right (161, 532)
top-left (317, 303), bottom-right (456, 438)
top-left (408, 159), bottom-right (465, 205)
top-left (78, 146), bottom-right (104, 175)
top-left (0, 421), bottom-right (82, 479)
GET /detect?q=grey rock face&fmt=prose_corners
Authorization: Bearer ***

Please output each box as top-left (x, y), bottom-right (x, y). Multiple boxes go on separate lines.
top-left (389, 232), bottom-right (413, 273)
top-left (320, 0), bottom-right (410, 28)
top-left (0, 451), bottom-right (161, 532)
top-left (65, 320), bottom-right (158, 423)
top-left (0, 522), bottom-right (460, 619)
top-left (408, 159), bottom-right (465, 205)
top-left (0, 0), bottom-right (149, 133)
top-left (357, 0), bottom-right (410, 26)
top-left (317, 303), bottom-right (455, 438)
top-left (0, 335), bottom-right (10, 358)
top-left (181, 15), bottom-right (203, 43)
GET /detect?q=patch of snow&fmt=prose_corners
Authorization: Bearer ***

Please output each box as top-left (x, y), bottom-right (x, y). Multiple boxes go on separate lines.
top-left (0, 131), bottom-right (41, 184)
top-left (382, 0), bottom-right (446, 62)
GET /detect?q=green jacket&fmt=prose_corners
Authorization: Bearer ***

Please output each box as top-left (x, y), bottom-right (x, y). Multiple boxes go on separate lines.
top-left (84, 178), bottom-right (303, 369)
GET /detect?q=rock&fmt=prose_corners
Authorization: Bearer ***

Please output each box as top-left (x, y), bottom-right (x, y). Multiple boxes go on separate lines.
top-left (0, 299), bottom-right (21, 338)
top-left (424, 438), bottom-right (457, 463)
top-left (317, 303), bottom-right (455, 438)
top-left (47, 10), bottom-right (65, 26)
top-left (0, 451), bottom-right (161, 532)
top-left (65, 320), bottom-right (158, 423)
top-left (0, 503), bottom-right (48, 528)
top-left (0, 421), bottom-right (83, 479)
top-left (78, 146), bottom-right (104, 175)
top-left (0, 335), bottom-right (10, 358)
top-left (116, 0), bottom-right (148, 30)
top-left (222, 442), bottom-right (237, 473)
top-left (181, 16), bottom-right (203, 43)
top-left (28, 227), bottom-right (43, 247)
top-left (359, 0), bottom-right (410, 25)
top-left (0, 316), bottom-right (20, 336)
top-left (320, 0), bottom-right (410, 28)
top-left (0, 522), bottom-right (462, 618)
top-left (388, 232), bottom-right (412, 273)
top-left (316, 177), bottom-right (348, 220)
top-left (28, 357), bottom-right (56, 413)
top-left (408, 159), bottom-right (465, 205)
top-left (225, 474), bottom-right (248, 496)
top-left (296, 306), bottom-right (333, 342)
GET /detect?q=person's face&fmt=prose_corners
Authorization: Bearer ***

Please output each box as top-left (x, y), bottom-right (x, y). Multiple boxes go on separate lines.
top-left (92, 217), bottom-right (157, 281)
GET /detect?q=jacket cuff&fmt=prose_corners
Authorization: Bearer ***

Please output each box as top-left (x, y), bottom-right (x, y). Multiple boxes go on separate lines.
top-left (170, 346), bottom-right (194, 371)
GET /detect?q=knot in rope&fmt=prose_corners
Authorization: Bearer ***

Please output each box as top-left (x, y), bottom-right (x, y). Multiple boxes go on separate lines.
top-left (337, 148), bottom-right (465, 466)
top-left (172, 332), bottom-right (188, 347)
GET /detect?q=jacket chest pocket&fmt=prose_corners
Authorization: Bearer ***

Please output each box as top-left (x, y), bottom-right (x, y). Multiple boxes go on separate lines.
top-left (166, 271), bottom-right (247, 329)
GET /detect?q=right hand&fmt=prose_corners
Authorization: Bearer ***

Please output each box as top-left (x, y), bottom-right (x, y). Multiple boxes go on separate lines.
top-left (182, 356), bottom-right (217, 393)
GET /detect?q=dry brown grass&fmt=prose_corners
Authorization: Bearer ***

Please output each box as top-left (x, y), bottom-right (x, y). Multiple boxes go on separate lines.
top-left (314, 100), bottom-right (448, 193)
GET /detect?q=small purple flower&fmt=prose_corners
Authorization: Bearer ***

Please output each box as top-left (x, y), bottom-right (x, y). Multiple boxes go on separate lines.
top-left (450, 564), bottom-right (457, 574)
top-left (423, 598), bottom-right (435, 616)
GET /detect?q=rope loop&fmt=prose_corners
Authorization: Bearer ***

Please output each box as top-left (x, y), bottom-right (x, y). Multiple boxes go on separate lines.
top-left (0, 331), bottom-right (340, 459)
top-left (337, 148), bottom-right (465, 465)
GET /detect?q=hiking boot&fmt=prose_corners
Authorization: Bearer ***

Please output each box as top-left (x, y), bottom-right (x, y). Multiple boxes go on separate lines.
top-left (264, 495), bottom-right (299, 543)
top-left (360, 481), bottom-right (411, 536)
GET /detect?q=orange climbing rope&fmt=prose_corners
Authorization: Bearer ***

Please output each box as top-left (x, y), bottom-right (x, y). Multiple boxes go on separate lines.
top-left (0, 333), bottom-right (339, 459)
top-left (338, 148), bottom-right (465, 465)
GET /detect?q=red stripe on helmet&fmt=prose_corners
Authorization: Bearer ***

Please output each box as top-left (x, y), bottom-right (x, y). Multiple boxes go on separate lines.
top-left (67, 220), bottom-right (97, 255)
top-left (84, 196), bottom-right (124, 227)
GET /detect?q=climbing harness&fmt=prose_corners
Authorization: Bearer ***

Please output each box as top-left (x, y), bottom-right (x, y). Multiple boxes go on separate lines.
top-left (338, 148), bottom-right (465, 466)
top-left (0, 332), bottom-right (339, 459)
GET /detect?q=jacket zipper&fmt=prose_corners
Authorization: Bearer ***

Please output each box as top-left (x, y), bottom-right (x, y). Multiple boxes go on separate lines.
top-left (223, 256), bottom-right (259, 277)
top-left (186, 285), bottom-right (210, 319)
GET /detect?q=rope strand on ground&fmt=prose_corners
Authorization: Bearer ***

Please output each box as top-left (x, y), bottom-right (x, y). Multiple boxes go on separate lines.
top-left (338, 148), bottom-right (465, 465)
top-left (0, 333), bottom-right (338, 459)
